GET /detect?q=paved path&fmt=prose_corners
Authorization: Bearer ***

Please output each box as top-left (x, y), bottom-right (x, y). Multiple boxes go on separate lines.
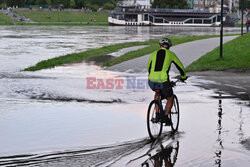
top-left (106, 36), bottom-right (238, 73)
top-left (106, 35), bottom-right (250, 102)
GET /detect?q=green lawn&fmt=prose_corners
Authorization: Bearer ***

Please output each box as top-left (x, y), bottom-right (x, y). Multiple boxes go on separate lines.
top-left (186, 33), bottom-right (250, 71)
top-left (15, 10), bottom-right (108, 24)
top-left (24, 41), bottom-right (149, 71)
top-left (24, 35), bottom-right (238, 71)
top-left (0, 12), bottom-right (14, 24)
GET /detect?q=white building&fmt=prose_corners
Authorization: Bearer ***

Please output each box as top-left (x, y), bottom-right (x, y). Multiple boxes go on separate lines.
top-left (193, 0), bottom-right (240, 13)
top-left (118, 0), bottom-right (134, 6)
top-left (135, 0), bottom-right (152, 9)
top-left (119, 0), bottom-right (152, 9)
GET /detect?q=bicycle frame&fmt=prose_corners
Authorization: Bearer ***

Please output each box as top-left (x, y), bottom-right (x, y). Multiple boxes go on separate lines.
top-left (147, 78), bottom-right (185, 140)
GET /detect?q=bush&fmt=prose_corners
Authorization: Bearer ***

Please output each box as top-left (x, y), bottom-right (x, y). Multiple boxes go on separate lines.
top-left (103, 3), bottom-right (115, 10)
top-left (87, 4), bottom-right (99, 11)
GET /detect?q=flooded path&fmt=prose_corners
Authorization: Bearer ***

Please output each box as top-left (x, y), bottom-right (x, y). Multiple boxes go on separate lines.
top-left (0, 26), bottom-right (249, 166)
top-left (1, 77), bottom-right (249, 166)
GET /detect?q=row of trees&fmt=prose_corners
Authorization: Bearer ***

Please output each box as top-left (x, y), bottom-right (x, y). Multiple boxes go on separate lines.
top-left (152, 0), bottom-right (188, 9)
top-left (1, 0), bottom-right (248, 10)
top-left (0, 0), bottom-right (120, 10)
top-left (152, 0), bottom-right (250, 9)
top-left (239, 0), bottom-right (250, 10)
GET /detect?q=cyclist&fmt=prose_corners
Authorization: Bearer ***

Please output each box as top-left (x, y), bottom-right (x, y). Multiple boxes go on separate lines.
top-left (147, 37), bottom-right (187, 125)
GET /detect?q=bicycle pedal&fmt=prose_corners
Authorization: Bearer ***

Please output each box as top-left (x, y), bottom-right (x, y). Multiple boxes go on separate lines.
top-left (165, 122), bottom-right (172, 126)
top-left (151, 118), bottom-right (159, 123)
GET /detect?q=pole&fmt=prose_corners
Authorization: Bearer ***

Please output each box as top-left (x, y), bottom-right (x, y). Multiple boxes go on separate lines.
top-left (220, 0), bottom-right (224, 59)
top-left (241, 0), bottom-right (244, 35)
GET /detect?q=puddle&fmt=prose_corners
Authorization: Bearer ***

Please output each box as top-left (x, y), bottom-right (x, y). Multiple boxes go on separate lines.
top-left (85, 55), bottom-right (115, 65)
top-left (108, 45), bottom-right (149, 57)
top-left (0, 74), bottom-right (250, 167)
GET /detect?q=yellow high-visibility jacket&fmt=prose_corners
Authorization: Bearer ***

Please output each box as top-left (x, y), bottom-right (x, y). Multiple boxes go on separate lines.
top-left (147, 48), bottom-right (186, 83)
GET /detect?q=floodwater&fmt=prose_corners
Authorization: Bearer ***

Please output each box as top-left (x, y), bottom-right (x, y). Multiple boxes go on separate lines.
top-left (0, 26), bottom-right (249, 166)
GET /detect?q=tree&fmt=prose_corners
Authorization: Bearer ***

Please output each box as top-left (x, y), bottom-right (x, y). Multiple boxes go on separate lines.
top-left (27, 0), bottom-right (40, 5)
top-left (46, 0), bottom-right (51, 5)
top-left (239, 0), bottom-right (250, 10)
top-left (74, 0), bottom-right (84, 8)
top-left (36, 0), bottom-right (48, 5)
top-left (56, 0), bottom-right (70, 8)
top-left (6, 0), bottom-right (25, 7)
top-left (152, 0), bottom-right (188, 9)
top-left (85, 0), bottom-right (110, 6)
top-left (83, 0), bottom-right (118, 10)
top-left (103, 2), bottom-right (115, 10)
top-left (70, 0), bottom-right (75, 8)
top-left (50, 0), bottom-right (57, 6)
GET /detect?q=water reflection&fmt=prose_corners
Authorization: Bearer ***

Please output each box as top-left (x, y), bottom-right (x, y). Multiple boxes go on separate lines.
top-left (237, 107), bottom-right (244, 142)
top-left (214, 95), bottom-right (223, 167)
top-left (142, 140), bottom-right (179, 167)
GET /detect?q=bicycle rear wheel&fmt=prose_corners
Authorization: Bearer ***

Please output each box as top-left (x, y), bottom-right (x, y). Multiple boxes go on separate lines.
top-left (170, 95), bottom-right (180, 132)
top-left (147, 100), bottom-right (163, 141)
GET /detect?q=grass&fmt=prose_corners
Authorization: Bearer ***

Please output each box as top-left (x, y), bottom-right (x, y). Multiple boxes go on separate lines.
top-left (13, 22), bottom-right (107, 26)
top-left (186, 33), bottom-right (250, 71)
top-left (14, 10), bottom-right (108, 25)
top-left (24, 41), bottom-right (149, 71)
top-left (0, 12), bottom-right (15, 24)
top-left (24, 34), bottom-right (238, 71)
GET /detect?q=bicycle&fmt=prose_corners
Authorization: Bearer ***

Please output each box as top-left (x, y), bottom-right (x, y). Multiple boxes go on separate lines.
top-left (147, 79), bottom-right (183, 141)
top-left (141, 141), bottom-right (179, 166)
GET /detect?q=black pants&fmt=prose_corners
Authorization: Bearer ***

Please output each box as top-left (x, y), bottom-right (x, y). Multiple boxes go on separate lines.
top-left (148, 80), bottom-right (173, 98)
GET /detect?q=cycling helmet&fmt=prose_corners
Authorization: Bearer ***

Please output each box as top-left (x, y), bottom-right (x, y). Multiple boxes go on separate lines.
top-left (159, 38), bottom-right (172, 48)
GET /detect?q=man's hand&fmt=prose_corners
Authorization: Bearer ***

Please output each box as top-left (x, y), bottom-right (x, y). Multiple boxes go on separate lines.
top-left (175, 75), bottom-right (188, 82)
top-left (180, 77), bottom-right (187, 82)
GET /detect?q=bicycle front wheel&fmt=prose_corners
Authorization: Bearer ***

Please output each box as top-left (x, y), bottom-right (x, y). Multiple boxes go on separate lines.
top-left (170, 95), bottom-right (180, 132)
top-left (147, 100), bottom-right (163, 141)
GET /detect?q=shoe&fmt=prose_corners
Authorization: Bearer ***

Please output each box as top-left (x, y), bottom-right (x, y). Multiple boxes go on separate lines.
top-left (162, 115), bottom-right (172, 126)
top-left (151, 112), bottom-right (161, 123)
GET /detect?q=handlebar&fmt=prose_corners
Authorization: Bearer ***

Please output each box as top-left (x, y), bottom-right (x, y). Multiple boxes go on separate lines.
top-left (171, 76), bottom-right (189, 87)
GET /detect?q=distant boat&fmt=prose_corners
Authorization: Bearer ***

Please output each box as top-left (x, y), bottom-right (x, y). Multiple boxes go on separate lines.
top-left (109, 6), bottom-right (224, 27)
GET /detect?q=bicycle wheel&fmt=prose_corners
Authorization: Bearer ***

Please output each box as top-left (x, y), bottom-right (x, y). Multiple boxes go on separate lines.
top-left (170, 95), bottom-right (180, 132)
top-left (147, 100), bottom-right (163, 141)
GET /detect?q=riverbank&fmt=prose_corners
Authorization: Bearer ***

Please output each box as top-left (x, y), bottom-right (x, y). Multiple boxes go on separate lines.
top-left (17, 10), bottom-right (108, 25)
top-left (0, 12), bottom-right (14, 24)
top-left (24, 41), bottom-right (153, 71)
top-left (24, 34), bottom-right (238, 71)
top-left (0, 10), bottom-right (108, 26)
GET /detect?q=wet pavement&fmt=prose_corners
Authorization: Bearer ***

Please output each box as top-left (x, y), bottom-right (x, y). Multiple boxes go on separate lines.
top-left (1, 76), bottom-right (249, 166)
top-left (190, 70), bottom-right (250, 103)
top-left (0, 26), bottom-right (249, 166)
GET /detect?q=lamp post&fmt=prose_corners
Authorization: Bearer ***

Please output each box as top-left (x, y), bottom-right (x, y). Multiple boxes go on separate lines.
top-left (241, 0), bottom-right (244, 35)
top-left (220, 0), bottom-right (224, 59)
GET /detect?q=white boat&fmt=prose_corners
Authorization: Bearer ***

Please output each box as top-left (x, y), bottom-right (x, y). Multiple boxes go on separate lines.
top-left (109, 6), bottom-right (224, 27)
